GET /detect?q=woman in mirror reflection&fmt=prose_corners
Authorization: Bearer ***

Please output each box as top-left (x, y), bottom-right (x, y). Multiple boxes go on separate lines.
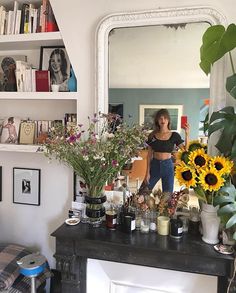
top-left (144, 109), bottom-right (189, 193)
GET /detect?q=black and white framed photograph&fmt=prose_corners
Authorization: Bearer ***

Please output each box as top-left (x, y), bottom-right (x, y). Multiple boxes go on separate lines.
top-left (13, 168), bottom-right (41, 206)
top-left (0, 166), bottom-right (2, 201)
top-left (39, 46), bottom-right (70, 92)
top-left (139, 104), bottom-right (183, 132)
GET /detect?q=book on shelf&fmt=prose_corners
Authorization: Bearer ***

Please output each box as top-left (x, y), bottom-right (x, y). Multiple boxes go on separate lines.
top-left (15, 59), bottom-right (31, 92)
top-left (19, 3), bottom-right (29, 34)
top-left (35, 70), bottom-right (50, 92)
top-left (45, 0), bottom-right (58, 32)
top-left (0, 6), bottom-right (6, 35)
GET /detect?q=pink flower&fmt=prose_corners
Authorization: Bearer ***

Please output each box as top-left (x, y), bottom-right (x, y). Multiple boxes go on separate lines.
top-left (112, 160), bottom-right (118, 166)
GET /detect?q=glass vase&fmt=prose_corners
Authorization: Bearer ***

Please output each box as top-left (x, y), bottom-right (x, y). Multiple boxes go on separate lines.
top-left (85, 195), bottom-right (106, 227)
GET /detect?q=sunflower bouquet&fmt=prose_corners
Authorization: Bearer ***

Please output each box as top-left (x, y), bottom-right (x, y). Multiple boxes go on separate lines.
top-left (175, 141), bottom-right (234, 205)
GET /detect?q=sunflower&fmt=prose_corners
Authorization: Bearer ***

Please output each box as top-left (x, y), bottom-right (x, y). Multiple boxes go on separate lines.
top-left (176, 148), bottom-right (189, 164)
top-left (199, 167), bottom-right (225, 192)
top-left (209, 156), bottom-right (234, 175)
top-left (175, 163), bottom-right (197, 188)
top-left (188, 140), bottom-right (204, 152)
top-left (188, 148), bottom-right (209, 169)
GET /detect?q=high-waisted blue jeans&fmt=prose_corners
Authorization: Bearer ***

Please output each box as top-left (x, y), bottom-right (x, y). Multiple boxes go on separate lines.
top-left (148, 158), bottom-right (174, 193)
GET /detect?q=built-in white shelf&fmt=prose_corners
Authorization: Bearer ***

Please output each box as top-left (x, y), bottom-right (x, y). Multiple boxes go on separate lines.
top-left (0, 144), bottom-right (44, 153)
top-left (0, 92), bottom-right (78, 100)
top-left (0, 32), bottom-right (63, 50)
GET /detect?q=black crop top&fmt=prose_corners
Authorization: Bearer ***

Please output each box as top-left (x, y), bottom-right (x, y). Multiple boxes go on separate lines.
top-left (147, 132), bottom-right (184, 153)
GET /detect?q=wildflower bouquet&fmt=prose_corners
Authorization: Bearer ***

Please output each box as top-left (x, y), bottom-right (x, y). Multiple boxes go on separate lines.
top-left (175, 141), bottom-right (234, 204)
top-left (44, 113), bottom-right (148, 197)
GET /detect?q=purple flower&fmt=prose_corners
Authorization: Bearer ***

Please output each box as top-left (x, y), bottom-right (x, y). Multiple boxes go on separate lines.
top-left (112, 160), bottom-right (118, 166)
top-left (68, 135), bottom-right (76, 143)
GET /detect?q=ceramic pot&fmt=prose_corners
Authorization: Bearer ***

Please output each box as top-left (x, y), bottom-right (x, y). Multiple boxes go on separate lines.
top-left (200, 203), bottom-right (220, 244)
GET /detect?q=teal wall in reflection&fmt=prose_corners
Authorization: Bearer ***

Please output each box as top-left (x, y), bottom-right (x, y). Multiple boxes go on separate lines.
top-left (109, 88), bottom-right (209, 140)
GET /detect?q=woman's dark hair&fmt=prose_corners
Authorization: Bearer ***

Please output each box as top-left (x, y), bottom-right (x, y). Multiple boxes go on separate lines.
top-left (48, 48), bottom-right (68, 81)
top-left (153, 108), bottom-right (171, 130)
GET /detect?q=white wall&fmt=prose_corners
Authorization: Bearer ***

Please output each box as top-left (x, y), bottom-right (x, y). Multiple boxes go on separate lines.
top-left (109, 23), bottom-right (210, 88)
top-left (0, 1), bottom-right (236, 292)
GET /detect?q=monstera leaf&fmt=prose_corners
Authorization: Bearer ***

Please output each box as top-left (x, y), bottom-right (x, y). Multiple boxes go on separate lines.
top-left (214, 184), bottom-right (236, 238)
top-left (208, 106), bottom-right (236, 160)
top-left (226, 73), bottom-right (236, 99)
top-left (200, 24), bottom-right (236, 99)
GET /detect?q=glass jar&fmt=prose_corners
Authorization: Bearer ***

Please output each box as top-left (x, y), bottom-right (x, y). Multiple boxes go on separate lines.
top-left (149, 210), bottom-right (157, 232)
top-left (140, 210), bottom-right (150, 233)
top-left (170, 217), bottom-right (183, 239)
top-left (135, 208), bottom-right (142, 230)
top-left (105, 204), bottom-right (118, 230)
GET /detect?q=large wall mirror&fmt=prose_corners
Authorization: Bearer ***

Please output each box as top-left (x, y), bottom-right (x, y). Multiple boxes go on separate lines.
top-left (96, 6), bottom-right (227, 152)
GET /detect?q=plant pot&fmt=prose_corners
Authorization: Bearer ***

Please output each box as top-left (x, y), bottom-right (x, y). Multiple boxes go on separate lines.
top-left (85, 195), bottom-right (107, 227)
top-left (200, 203), bottom-right (220, 244)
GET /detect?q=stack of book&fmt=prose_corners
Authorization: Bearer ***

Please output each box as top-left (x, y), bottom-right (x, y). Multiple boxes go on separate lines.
top-left (15, 61), bottom-right (50, 92)
top-left (0, 0), bottom-right (58, 36)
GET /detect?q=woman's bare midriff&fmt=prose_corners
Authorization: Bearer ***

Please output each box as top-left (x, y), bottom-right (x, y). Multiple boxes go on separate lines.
top-left (153, 152), bottom-right (172, 160)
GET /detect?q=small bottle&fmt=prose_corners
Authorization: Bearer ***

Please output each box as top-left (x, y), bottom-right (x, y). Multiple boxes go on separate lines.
top-left (105, 203), bottom-right (118, 230)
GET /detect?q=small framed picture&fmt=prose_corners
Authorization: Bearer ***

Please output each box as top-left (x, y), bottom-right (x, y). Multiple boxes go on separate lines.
top-left (13, 168), bottom-right (41, 206)
top-left (0, 55), bottom-right (27, 91)
top-left (0, 117), bottom-right (21, 144)
top-left (39, 46), bottom-right (70, 92)
top-left (19, 121), bottom-right (36, 144)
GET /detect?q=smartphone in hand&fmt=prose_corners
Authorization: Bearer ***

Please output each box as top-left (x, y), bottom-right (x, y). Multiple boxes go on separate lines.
top-left (181, 116), bottom-right (188, 129)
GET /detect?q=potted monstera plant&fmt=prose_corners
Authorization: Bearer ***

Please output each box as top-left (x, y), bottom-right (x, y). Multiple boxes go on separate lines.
top-left (200, 23), bottom-right (236, 240)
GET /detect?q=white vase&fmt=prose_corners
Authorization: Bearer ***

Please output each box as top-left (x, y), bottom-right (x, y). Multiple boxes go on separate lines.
top-left (200, 203), bottom-right (220, 244)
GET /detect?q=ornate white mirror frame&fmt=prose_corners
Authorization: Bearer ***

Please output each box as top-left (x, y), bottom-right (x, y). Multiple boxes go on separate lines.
top-left (95, 6), bottom-right (227, 152)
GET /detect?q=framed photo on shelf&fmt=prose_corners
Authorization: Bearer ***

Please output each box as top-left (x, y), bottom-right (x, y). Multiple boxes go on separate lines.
top-left (139, 104), bottom-right (183, 133)
top-left (19, 121), bottom-right (36, 145)
top-left (0, 117), bottom-right (21, 144)
top-left (13, 168), bottom-right (41, 206)
top-left (0, 55), bottom-right (27, 91)
top-left (39, 46), bottom-right (70, 92)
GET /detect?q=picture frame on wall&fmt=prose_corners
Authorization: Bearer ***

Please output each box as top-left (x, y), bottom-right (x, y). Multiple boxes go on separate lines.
top-left (39, 46), bottom-right (70, 92)
top-left (73, 173), bottom-right (88, 200)
top-left (13, 168), bottom-right (41, 206)
top-left (139, 104), bottom-right (183, 133)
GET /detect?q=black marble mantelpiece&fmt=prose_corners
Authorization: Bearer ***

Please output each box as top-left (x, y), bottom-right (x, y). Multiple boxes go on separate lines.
top-left (51, 223), bottom-right (235, 293)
